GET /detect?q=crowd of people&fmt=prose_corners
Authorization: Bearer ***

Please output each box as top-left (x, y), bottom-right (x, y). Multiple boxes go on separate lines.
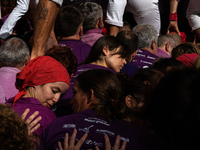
top-left (1, 0), bottom-right (200, 149)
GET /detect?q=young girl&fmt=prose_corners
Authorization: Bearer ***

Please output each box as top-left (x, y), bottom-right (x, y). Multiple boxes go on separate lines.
top-left (55, 35), bottom-right (131, 117)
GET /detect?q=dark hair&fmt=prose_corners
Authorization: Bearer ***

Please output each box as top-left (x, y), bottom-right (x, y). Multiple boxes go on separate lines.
top-left (0, 37), bottom-right (30, 67)
top-left (81, 35), bottom-right (130, 65)
top-left (148, 68), bottom-right (200, 149)
top-left (76, 69), bottom-right (121, 121)
top-left (172, 42), bottom-right (200, 58)
top-left (132, 68), bottom-right (163, 89)
top-left (151, 57), bottom-right (185, 75)
top-left (0, 104), bottom-right (38, 150)
top-left (116, 30), bottom-right (138, 56)
top-left (45, 45), bottom-right (77, 77)
top-left (117, 73), bottom-right (148, 120)
top-left (55, 6), bottom-right (84, 37)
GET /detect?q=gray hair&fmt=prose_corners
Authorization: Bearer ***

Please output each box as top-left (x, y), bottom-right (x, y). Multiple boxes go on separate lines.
top-left (79, 2), bottom-right (103, 32)
top-left (158, 34), bottom-right (176, 49)
top-left (0, 37), bottom-right (30, 67)
top-left (132, 24), bottom-right (158, 49)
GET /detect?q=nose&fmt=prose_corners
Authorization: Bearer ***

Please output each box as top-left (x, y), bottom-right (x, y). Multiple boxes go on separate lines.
top-left (124, 59), bottom-right (127, 64)
top-left (52, 93), bottom-right (61, 104)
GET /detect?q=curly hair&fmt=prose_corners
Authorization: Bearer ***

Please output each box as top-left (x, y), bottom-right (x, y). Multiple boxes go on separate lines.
top-left (45, 45), bottom-right (78, 77)
top-left (0, 104), bottom-right (37, 150)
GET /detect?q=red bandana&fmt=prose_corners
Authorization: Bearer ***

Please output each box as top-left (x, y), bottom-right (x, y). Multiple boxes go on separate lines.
top-left (13, 56), bottom-right (70, 106)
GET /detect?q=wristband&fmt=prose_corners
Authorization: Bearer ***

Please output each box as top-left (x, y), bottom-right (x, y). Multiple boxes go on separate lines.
top-left (169, 12), bottom-right (178, 22)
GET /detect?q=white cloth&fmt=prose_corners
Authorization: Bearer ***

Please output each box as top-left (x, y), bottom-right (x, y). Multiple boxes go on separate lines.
top-left (0, 0), bottom-right (63, 39)
top-left (186, 0), bottom-right (200, 31)
top-left (105, 0), bottom-right (161, 34)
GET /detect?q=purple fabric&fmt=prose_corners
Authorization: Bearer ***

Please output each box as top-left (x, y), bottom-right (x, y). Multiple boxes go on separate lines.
top-left (132, 49), bottom-right (158, 68)
top-left (120, 63), bottom-right (139, 77)
top-left (58, 39), bottom-right (91, 65)
top-left (156, 48), bottom-right (171, 58)
top-left (54, 64), bottom-right (116, 117)
top-left (0, 67), bottom-right (20, 103)
top-left (6, 97), bottom-right (56, 135)
top-left (40, 109), bottom-right (153, 150)
top-left (81, 28), bottom-right (103, 46)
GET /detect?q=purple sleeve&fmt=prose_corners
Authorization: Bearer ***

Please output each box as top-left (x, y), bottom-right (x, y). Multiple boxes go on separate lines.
top-left (177, 0), bottom-right (180, 2)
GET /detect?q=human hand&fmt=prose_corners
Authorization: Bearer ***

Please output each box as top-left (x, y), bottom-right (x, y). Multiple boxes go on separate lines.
top-left (95, 134), bottom-right (126, 150)
top-left (58, 128), bottom-right (88, 150)
top-left (167, 21), bottom-right (180, 35)
top-left (21, 108), bottom-right (42, 135)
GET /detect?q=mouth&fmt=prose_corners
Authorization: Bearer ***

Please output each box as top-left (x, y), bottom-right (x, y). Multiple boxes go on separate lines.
top-left (46, 102), bottom-right (52, 108)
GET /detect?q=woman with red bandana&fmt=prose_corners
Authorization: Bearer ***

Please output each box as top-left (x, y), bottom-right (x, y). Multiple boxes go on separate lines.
top-left (6, 56), bottom-right (70, 135)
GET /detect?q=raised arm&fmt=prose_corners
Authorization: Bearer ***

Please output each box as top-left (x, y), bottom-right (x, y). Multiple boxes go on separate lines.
top-left (167, 0), bottom-right (180, 35)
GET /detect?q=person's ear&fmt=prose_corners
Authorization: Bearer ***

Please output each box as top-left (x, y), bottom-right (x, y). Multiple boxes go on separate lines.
top-left (143, 81), bottom-right (151, 85)
top-left (151, 39), bottom-right (157, 54)
top-left (166, 66), bottom-right (173, 72)
top-left (165, 42), bottom-right (171, 52)
top-left (102, 46), bottom-right (110, 56)
top-left (25, 56), bottom-right (31, 65)
top-left (79, 26), bottom-right (83, 37)
top-left (87, 89), bottom-right (95, 104)
top-left (98, 18), bottom-right (104, 29)
top-left (125, 95), bottom-right (137, 108)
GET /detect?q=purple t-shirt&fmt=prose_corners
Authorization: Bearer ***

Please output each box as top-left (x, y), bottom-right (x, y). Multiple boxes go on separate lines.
top-left (132, 49), bottom-right (158, 68)
top-left (40, 109), bottom-right (153, 150)
top-left (58, 39), bottom-right (91, 65)
top-left (120, 63), bottom-right (139, 77)
top-left (81, 28), bottom-right (103, 46)
top-left (54, 64), bottom-right (116, 117)
top-left (156, 48), bottom-right (171, 58)
top-left (0, 67), bottom-right (20, 103)
top-left (6, 97), bottom-right (56, 135)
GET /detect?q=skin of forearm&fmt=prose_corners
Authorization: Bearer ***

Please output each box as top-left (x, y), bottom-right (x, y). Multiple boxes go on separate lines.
top-left (170, 0), bottom-right (178, 13)
top-left (31, 0), bottom-right (59, 59)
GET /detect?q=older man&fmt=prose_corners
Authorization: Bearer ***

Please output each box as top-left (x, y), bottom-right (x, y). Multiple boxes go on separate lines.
top-left (79, 2), bottom-right (104, 46)
top-left (0, 37), bottom-right (30, 103)
top-left (132, 24), bottom-right (158, 68)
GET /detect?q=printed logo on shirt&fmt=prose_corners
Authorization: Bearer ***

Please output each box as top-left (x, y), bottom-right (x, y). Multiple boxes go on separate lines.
top-left (147, 55), bottom-right (155, 60)
top-left (141, 60), bottom-right (152, 65)
top-left (85, 139), bottom-right (103, 147)
top-left (96, 129), bottom-right (115, 137)
top-left (79, 125), bottom-right (94, 133)
top-left (120, 136), bottom-right (130, 142)
top-left (136, 54), bottom-right (145, 57)
top-left (84, 117), bottom-right (110, 126)
top-left (62, 124), bottom-right (76, 128)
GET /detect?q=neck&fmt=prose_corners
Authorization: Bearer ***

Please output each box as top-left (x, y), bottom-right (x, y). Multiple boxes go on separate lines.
top-left (141, 47), bottom-right (156, 55)
top-left (16, 65), bottom-right (25, 71)
top-left (60, 34), bottom-right (80, 40)
top-left (91, 60), bottom-right (108, 68)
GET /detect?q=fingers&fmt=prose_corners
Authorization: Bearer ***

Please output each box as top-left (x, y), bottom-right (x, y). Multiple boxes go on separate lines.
top-left (28, 115), bottom-right (42, 129)
top-left (120, 141), bottom-right (127, 150)
top-left (63, 132), bottom-right (69, 149)
top-left (95, 146), bottom-right (100, 150)
top-left (104, 134), bottom-right (111, 150)
top-left (28, 120), bottom-right (41, 135)
top-left (21, 108), bottom-right (30, 121)
top-left (75, 132), bottom-right (88, 149)
top-left (69, 128), bottom-right (77, 148)
top-left (113, 135), bottom-right (120, 150)
top-left (25, 111), bottom-right (40, 124)
top-left (58, 141), bottom-right (63, 150)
